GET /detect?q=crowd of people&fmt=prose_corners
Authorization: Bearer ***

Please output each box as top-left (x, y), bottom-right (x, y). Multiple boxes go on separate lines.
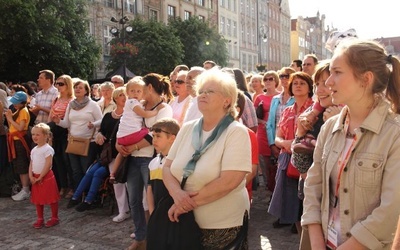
top-left (1, 35), bottom-right (400, 249)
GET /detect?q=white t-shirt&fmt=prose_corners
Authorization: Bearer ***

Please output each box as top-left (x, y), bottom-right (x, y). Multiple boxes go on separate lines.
top-left (31, 143), bottom-right (54, 174)
top-left (117, 99), bottom-right (143, 138)
top-left (167, 119), bottom-right (252, 229)
top-left (183, 97), bottom-right (202, 123)
top-left (131, 104), bottom-right (173, 158)
top-left (169, 95), bottom-right (191, 125)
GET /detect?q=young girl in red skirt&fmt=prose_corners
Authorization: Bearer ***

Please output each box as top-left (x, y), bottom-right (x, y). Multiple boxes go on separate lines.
top-left (29, 123), bottom-right (60, 229)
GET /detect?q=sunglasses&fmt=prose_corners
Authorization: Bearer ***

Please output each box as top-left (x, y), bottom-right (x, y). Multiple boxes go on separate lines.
top-left (150, 127), bottom-right (172, 135)
top-left (175, 80), bottom-right (185, 84)
top-left (55, 82), bottom-right (65, 86)
top-left (279, 74), bottom-right (290, 79)
top-left (263, 77), bottom-right (275, 82)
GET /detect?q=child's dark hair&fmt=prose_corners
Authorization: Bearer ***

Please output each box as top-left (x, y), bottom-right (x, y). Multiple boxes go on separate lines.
top-left (152, 118), bottom-right (180, 136)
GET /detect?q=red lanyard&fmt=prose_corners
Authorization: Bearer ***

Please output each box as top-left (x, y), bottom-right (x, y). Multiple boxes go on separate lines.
top-left (334, 112), bottom-right (357, 208)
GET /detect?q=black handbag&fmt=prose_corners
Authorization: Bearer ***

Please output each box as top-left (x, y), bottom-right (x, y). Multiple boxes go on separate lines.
top-left (256, 101), bottom-right (264, 119)
top-left (147, 178), bottom-right (202, 250)
top-left (113, 157), bottom-right (128, 183)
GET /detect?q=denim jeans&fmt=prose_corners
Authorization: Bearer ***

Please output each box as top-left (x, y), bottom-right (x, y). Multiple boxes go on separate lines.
top-left (68, 142), bottom-right (98, 190)
top-left (72, 161), bottom-right (108, 203)
top-left (126, 156), bottom-right (151, 241)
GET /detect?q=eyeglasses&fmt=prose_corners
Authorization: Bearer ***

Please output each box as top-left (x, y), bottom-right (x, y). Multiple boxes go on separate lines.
top-left (302, 63), bottom-right (312, 66)
top-left (279, 74), bottom-right (290, 79)
top-left (175, 80), bottom-right (185, 84)
top-left (263, 77), bottom-right (275, 82)
top-left (55, 82), bottom-right (65, 86)
top-left (198, 89), bottom-right (217, 96)
top-left (150, 127), bottom-right (172, 135)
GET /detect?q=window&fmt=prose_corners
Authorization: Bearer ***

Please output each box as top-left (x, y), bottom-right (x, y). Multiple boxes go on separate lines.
top-left (103, 25), bottom-right (113, 56)
top-left (227, 19), bottom-right (231, 36)
top-left (104, 0), bottom-right (114, 8)
top-left (125, 1), bottom-right (135, 13)
top-left (149, 9), bottom-right (158, 21)
top-left (197, 0), bottom-right (205, 6)
top-left (198, 15), bottom-right (205, 22)
top-left (184, 11), bottom-right (191, 20)
top-left (233, 21), bottom-right (237, 38)
top-left (88, 20), bottom-right (94, 36)
top-left (220, 16), bottom-right (225, 34)
top-left (168, 5), bottom-right (176, 19)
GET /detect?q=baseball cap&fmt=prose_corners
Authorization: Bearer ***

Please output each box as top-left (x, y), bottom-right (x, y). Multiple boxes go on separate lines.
top-left (10, 91), bottom-right (28, 105)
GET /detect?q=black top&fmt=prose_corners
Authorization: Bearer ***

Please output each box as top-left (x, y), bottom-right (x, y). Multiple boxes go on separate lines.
top-left (99, 112), bottom-right (120, 159)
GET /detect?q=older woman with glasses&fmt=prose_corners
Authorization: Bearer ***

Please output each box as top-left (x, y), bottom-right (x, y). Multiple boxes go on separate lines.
top-left (97, 82), bottom-right (116, 115)
top-left (163, 69), bottom-right (252, 249)
top-left (48, 75), bottom-right (75, 198)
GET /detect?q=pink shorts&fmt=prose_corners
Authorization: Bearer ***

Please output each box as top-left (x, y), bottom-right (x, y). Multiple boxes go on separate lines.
top-left (117, 127), bottom-right (149, 146)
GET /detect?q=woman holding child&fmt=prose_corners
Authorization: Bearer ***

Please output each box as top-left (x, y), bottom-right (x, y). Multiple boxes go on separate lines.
top-left (116, 73), bottom-right (173, 250)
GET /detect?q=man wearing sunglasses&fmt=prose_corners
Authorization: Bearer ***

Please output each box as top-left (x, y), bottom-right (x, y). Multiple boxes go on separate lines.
top-left (302, 54), bottom-right (318, 77)
top-left (31, 69), bottom-right (59, 124)
top-left (111, 75), bottom-right (124, 88)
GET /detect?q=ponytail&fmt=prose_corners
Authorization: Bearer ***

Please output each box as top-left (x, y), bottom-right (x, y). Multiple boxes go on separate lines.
top-left (385, 55), bottom-right (400, 114)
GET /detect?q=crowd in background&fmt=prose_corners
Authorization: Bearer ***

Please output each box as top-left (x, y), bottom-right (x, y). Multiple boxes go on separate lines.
top-left (1, 36), bottom-right (400, 249)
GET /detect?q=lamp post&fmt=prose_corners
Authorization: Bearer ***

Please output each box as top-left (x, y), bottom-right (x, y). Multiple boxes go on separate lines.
top-left (308, 25), bottom-right (315, 54)
top-left (258, 25), bottom-right (268, 72)
top-left (110, 0), bottom-right (133, 83)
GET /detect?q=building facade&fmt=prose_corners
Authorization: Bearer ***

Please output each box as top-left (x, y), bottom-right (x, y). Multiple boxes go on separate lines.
top-left (86, 0), bottom-right (354, 78)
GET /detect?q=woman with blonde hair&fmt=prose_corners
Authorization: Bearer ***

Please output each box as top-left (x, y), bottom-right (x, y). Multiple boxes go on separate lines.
top-left (48, 74), bottom-right (74, 198)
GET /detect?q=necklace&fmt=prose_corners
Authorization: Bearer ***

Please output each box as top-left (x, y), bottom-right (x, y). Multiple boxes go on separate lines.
top-left (112, 110), bottom-right (123, 118)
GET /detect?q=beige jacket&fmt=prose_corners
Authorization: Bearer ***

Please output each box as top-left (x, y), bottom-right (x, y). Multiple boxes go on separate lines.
top-left (302, 99), bottom-right (400, 249)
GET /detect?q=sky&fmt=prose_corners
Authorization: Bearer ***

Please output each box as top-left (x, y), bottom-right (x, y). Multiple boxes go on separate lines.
top-left (288, 0), bottom-right (398, 39)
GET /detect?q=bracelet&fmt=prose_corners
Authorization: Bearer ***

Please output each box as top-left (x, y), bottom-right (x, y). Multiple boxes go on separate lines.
top-left (134, 144), bottom-right (139, 151)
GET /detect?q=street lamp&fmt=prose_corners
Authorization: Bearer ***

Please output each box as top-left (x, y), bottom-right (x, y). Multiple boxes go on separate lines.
top-left (308, 25), bottom-right (315, 54)
top-left (258, 25), bottom-right (268, 72)
top-left (109, 1), bottom-right (133, 83)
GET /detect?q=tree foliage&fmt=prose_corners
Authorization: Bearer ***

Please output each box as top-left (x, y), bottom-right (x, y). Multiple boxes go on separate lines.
top-left (0, 0), bottom-right (101, 82)
top-left (168, 17), bottom-right (229, 68)
top-left (107, 18), bottom-right (184, 76)
top-left (107, 17), bottom-right (228, 76)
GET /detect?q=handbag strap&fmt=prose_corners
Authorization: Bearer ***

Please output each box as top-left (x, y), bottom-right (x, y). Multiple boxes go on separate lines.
top-left (107, 119), bottom-right (120, 143)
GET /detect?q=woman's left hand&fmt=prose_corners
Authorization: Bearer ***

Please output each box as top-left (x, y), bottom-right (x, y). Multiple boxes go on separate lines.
top-left (168, 204), bottom-right (188, 222)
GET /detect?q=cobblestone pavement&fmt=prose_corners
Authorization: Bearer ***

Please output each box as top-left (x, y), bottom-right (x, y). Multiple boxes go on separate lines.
top-left (0, 183), bottom-right (300, 250)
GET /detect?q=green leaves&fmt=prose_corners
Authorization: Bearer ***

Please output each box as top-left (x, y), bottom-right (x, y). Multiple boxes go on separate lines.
top-left (108, 17), bottom-right (228, 76)
top-left (0, 0), bottom-right (100, 82)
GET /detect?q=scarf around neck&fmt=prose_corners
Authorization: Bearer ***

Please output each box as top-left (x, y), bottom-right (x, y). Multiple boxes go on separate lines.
top-left (70, 96), bottom-right (90, 110)
top-left (182, 115), bottom-right (234, 179)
